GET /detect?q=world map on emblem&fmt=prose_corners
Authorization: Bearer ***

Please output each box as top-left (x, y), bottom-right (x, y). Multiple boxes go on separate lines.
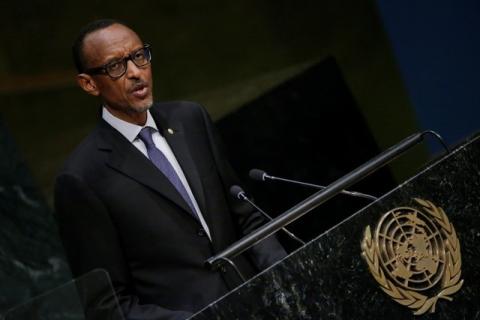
top-left (375, 208), bottom-right (446, 291)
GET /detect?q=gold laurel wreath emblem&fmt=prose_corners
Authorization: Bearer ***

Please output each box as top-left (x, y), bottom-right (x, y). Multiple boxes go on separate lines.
top-left (361, 198), bottom-right (463, 315)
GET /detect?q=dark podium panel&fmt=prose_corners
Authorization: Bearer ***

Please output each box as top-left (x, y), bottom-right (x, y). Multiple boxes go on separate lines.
top-left (190, 134), bottom-right (480, 319)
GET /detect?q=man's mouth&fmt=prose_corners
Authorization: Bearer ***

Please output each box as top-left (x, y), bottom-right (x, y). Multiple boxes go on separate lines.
top-left (131, 83), bottom-right (149, 99)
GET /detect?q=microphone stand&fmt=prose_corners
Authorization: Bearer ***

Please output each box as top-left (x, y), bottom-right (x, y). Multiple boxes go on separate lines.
top-left (265, 174), bottom-right (377, 201)
top-left (239, 192), bottom-right (306, 246)
top-left (206, 132), bottom-right (427, 270)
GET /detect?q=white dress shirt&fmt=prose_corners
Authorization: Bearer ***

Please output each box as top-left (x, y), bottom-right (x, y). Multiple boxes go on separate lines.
top-left (102, 107), bottom-right (212, 240)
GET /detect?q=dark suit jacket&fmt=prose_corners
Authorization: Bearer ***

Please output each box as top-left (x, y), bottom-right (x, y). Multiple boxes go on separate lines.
top-left (54, 102), bottom-right (286, 320)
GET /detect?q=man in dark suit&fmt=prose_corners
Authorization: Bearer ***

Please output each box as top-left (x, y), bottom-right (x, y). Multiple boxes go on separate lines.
top-left (54, 19), bottom-right (286, 320)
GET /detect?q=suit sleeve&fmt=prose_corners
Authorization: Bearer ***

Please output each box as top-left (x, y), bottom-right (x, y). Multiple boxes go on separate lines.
top-left (196, 104), bottom-right (287, 270)
top-left (54, 173), bottom-right (193, 320)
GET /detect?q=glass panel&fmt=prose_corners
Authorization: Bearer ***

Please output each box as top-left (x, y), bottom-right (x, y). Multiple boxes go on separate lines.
top-left (5, 269), bottom-right (124, 320)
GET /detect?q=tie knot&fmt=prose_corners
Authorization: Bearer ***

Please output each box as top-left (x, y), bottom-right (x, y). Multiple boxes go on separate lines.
top-left (138, 127), bottom-right (155, 149)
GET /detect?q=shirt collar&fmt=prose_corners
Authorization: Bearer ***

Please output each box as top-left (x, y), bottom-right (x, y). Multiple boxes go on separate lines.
top-left (102, 107), bottom-right (159, 143)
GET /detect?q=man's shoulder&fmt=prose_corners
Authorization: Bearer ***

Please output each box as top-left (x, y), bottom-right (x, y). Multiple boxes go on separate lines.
top-left (151, 101), bottom-right (212, 130)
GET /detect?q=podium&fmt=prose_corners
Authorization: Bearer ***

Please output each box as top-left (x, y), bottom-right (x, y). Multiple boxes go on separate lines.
top-left (189, 134), bottom-right (480, 319)
top-left (5, 134), bottom-right (479, 319)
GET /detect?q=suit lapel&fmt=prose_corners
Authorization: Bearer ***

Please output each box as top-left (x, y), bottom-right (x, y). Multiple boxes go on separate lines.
top-left (150, 108), bottom-right (208, 219)
top-left (97, 120), bottom-right (195, 217)
top-left (162, 123), bottom-right (208, 218)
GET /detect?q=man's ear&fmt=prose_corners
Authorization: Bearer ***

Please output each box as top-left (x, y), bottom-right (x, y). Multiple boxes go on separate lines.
top-left (76, 73), bottom-right (100, 96)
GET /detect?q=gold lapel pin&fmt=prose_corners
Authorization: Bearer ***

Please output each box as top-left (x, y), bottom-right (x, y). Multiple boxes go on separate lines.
top-left (167, 128), bottom-right (174, 135)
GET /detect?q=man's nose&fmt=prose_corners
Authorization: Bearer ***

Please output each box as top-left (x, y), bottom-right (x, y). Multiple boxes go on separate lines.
top-left (125, 60), bottom-right (142, 78)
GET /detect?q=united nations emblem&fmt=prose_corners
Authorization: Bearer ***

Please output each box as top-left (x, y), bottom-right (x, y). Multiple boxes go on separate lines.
top-left (361, 198), bottom-right (463, 315)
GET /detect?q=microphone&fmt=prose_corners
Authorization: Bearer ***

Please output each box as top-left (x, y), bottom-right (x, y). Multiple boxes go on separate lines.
top-left (229, 185), bottom-right (305, 245)
top-left (207, 132), bottom-right (429, 268)
top-left (249, 169), bottom-right (377, 201)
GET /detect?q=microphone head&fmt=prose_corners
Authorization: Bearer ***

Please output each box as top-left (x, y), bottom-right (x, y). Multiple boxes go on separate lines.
top-left (229, 185), bottom-right (245, 199)
top-left (249, 169), bottom-right (267, 181)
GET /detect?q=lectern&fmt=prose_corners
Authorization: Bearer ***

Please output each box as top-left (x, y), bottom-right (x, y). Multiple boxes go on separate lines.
top-left (189, 134), bottom-right (480, 319)
top-left (5, 134), bottom-right (479, 319)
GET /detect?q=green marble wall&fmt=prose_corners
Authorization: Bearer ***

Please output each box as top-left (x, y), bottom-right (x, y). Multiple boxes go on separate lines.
top-left (0, 117), bottom-right (71, 315)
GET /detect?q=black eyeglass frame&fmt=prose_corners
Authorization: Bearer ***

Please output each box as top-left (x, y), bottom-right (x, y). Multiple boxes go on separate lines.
top-left (84, 44), bottom-right (152, 79)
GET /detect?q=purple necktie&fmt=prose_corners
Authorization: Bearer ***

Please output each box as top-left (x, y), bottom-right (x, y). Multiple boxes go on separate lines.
top-left (138, 127), bottom-right (199, 221)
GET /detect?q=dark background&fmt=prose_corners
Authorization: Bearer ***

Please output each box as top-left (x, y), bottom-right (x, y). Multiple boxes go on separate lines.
top-left (0, 0), bottom-right (429, 202)
top-left (0, 0), bottom-right (478, 315)
top-left (217, 57), bottom-right (397, 248)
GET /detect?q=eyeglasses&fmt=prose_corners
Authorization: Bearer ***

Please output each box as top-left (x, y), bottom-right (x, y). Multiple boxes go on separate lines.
top-left (85, 44), bottom-right (152, 79)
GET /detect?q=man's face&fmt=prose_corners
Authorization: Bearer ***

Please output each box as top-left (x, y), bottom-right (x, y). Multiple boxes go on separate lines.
top-left (80, 24), bottom-right (153, 121)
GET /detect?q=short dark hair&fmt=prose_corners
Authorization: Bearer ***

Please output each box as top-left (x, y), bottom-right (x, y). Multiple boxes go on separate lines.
top-left (72, 19), bottom-right (128, 73)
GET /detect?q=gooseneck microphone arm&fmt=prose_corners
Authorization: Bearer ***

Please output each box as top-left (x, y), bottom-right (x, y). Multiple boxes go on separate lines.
top-left (218, 257), bottom-right (246, 282)
top-left (421, 130), bottom-right (450, 153)
top-left (249, 169), bottom-right (377, 201)
top-left (206, 132), bottom-right (427, 270)
top-left (230, 185), bottom-right (305, 246)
